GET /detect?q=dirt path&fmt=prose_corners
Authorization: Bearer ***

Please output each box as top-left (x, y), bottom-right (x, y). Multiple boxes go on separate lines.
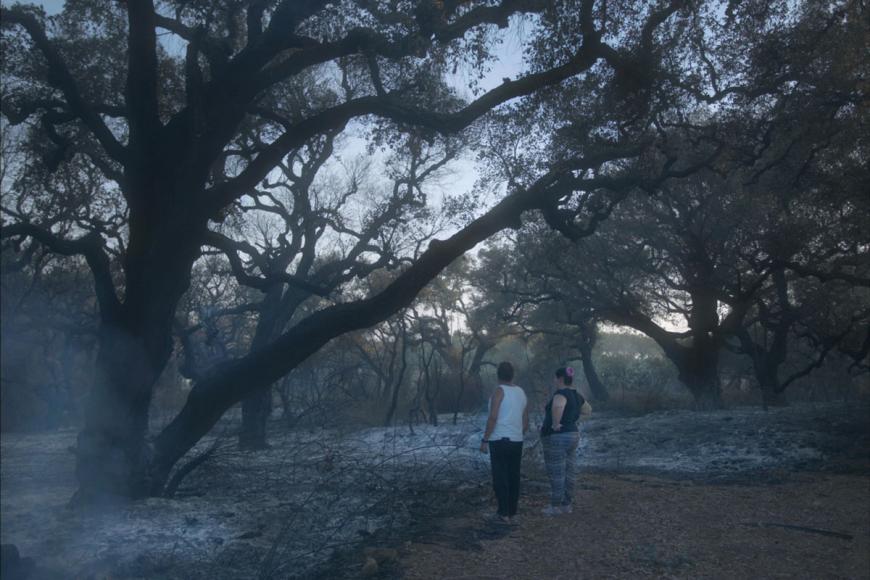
top-left (397, 471), bottom-right (870, 579)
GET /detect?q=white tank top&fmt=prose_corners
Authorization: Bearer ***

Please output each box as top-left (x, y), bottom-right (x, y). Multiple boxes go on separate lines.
top-left (489, 384), bottom-right (527, 442)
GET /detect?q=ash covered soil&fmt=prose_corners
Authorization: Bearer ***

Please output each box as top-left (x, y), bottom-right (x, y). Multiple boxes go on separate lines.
top-left (2, 402), bottom-right (869, 579)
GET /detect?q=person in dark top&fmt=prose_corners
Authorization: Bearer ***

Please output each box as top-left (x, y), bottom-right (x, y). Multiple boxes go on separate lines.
top-left (540, 366), bottom-right (589, 515)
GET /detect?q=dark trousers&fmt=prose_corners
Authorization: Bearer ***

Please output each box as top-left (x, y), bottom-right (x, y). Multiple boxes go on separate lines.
top-left (489, 439), bottom-right (523, 516)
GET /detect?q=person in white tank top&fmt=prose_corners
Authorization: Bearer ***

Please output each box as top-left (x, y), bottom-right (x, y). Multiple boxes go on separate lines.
top-left (480, 362), bottom-right (529, 524)
top-left (488, 384), bottom-right (527, 442)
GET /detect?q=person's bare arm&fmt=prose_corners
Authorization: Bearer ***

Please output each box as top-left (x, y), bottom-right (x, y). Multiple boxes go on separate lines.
top-left (550, 394), bottom-right (567, 431)
top-left (580, 400), bottom-right (593, 421)
top-left (480, 387), bottom-right (504, 453)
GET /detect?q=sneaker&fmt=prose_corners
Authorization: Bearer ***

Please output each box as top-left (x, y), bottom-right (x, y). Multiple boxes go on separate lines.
top-left (560, 504), bottom-right (573, 514)
top-left (482, 512), bottom-right (510, 525)
top-left (540, 505), bottom-right (562, 516)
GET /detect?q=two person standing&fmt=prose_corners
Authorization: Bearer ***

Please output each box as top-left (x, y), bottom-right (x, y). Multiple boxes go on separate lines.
top-left (481, 363), bottom-right (589, 522)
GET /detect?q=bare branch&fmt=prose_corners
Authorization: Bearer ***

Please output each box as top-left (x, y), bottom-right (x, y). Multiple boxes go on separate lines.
top-left (203, 231), bottom-right (332, 296)
top-left (1, 7), bottom-right (127, 163)
top-left (1, 223), bottom-right (121, 322)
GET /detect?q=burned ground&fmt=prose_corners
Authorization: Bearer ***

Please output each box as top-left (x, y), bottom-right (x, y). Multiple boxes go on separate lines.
top-left (2, 402), bottom-right (869, 579)
top-left (395, 471), bottom-right (869, 580)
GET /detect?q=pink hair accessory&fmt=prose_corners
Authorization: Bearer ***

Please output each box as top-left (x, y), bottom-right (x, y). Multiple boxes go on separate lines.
top-left (566, 367), bottom-right (574, 377)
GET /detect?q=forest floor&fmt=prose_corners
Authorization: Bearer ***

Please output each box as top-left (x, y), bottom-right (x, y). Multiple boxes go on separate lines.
top-left (1, 401), bottom-right (869, 579)
top-left (393, 471), bottom-right (870, 580)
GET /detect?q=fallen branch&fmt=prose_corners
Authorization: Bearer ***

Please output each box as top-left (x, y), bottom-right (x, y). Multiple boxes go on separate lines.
top-left (163, 433), bottom-right (231, 498)
top-left (741, 522), bottom-right (853, 540)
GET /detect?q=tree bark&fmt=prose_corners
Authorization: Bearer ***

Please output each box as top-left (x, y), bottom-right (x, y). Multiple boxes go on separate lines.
top-left (73, 235), bottom-right (196, 501)
top-left (759, 379), bottom-right (789, 409)
top-left (239, 389), bottom-right (272, 449)
top-left (452, 367), bottom-right (467, 425)
top-left (681, 288), bottom-right (725, 409)
top-left (73, 325), bottom-right (163, 501)
top-left (674, 326), bottom-right (724, 410)
top-left (737, 270), bottom-right (793, 410)
top-left (383, 322), bottom-right (408, 426)
top-left (72, 182), bottom-right (206, 500)
top-left (467, 338), bottom-right (494, 407)
top-left (578, 338), bottom-right (608, 401)
top-left (677, 358), bottom-right (723, 410)
top-left (238, 286), bottom-right (285, 449)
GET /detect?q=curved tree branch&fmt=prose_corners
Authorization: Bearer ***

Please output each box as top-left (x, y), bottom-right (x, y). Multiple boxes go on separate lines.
top-left (206, 47), bottom-right (606, 212)
top-left (1, 7), bottom-right (127, 164)
top-left (1, 222), bottom-right (122, 322)
top-left (202, 231), bottom-right (332, 296)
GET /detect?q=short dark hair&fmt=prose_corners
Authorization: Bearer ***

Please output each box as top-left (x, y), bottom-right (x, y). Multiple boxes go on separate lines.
top-left (555, 367), bottom-right (574, 386)
top-left (497, 361), bottom-right (514, 382)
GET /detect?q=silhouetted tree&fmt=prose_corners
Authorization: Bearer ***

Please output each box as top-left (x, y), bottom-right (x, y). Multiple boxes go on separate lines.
top-left (4, 0), bottom-right (845, 499)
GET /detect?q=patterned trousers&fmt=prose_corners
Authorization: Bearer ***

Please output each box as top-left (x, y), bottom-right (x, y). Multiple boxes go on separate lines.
top-left (542, 431), bottom-right (581, 507)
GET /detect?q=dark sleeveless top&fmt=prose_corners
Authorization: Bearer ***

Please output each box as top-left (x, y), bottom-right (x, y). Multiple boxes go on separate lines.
top-left (541, 388), bottom-right (583, 437)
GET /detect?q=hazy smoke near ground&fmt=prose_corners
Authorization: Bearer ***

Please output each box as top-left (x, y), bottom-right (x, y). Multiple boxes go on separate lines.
top-left (2, 404), bottom-right (868, 578)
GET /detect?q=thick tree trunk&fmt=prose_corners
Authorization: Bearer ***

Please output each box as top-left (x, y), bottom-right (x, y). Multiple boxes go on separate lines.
top-left (73, 197), bottom-right (205, 501)
top-left (758, 363), bottom-right (789, 410)
top-left (578, 341), bottom-right (608, 401)
top-left (682, 371), bottom-right (723, 410)
top-left (74, 325), bottom-right (165, 501)
top-left (73, 239), bottom-right (191, 500)
top-left (238, 287), bottom-right (284, 449)
top-left (760, 382), bottom-right (789, 409)
top-left (466, 339), bottom-right (493, 408)
top-left (679, 289), bottom-right (725, 410)
top-left (677, 345), bottom-right (723, 410)
top-left (736, 322), bottom-right (791, 410)
top-left (239, 389), bottom-right (272, 449)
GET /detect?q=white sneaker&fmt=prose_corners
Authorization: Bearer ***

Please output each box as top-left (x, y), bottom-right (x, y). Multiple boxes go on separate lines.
top-left (540, 505), bottom-right (561, 516)
top-left (483, 512), bottom-right (510, 524)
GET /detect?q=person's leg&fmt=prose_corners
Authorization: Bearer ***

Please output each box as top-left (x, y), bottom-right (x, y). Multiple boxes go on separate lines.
top-left (542, 436), bottom-right (566, 507)
top-left (489, 440), bottom-right (510, 517)
top-left (506, 441), bottom-right (523, 516)
top-left (562, 432), bottom-right (580, 506)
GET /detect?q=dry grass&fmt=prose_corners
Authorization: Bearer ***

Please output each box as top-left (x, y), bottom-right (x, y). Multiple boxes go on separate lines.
top-left (397, 471), bottom-right (870, 579)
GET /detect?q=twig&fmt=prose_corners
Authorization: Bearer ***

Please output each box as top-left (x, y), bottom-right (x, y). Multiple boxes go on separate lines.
top-left (740, 522), bottom-right (853, 540)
